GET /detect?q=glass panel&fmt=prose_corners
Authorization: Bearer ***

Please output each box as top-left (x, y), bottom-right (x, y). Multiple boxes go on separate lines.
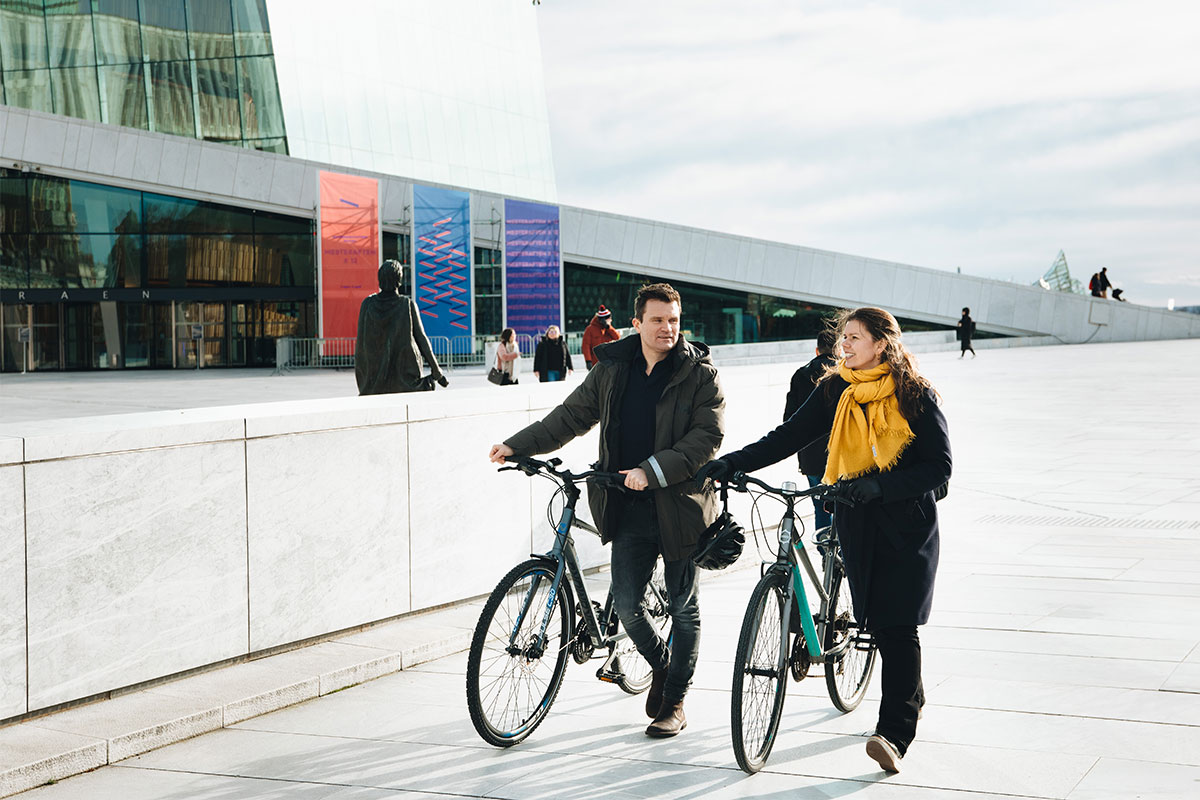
top-left (46, 0), bottom-right (97, 67)
top-left (175, 301), bottom-right (225, 366)
top-left (51, 66), bottom-right (102, 121)
top-left (188, 0), bottom-right (234, 60)
top-left (0, 233), bottom-right (27, 288)
top-left (194, 58), bottom-right (241, 140)
top-left (29, 178), bottom-right (139, 234)
top-left (254, 233), bottom-right (311, 287)
top-left (144, 192), bottom-right (253, 233)
top-left (145, 233), bottom-right (253, 286)
top-left (246, 136), bottom-right (286, 154)
top-left (98, 62), bottom-right (147, 127)
top-left (93, 0), bottom-right (141, 66)
top-left (1, 303), bottom-right (25, 372)
top-left (139, 0), bottom-right (187, 62)
top-left (149, 60), bottom-right (195, 136)
top-left (2, 68), bottom-right (53, 113)
top-left (237, 56), bottom-right (284, 138)
top-left (0, 0), bottom-right (49, 70)
top-left (232, 0), bottom-right (270, 56)
top-left (29, 302), bottom-right (59, 370)
top-left (29, 232), bottom-right (142, 288)
top-left (1, 174), bottom-right (27, 231)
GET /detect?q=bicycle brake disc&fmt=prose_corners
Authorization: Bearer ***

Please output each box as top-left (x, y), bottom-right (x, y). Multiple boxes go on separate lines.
top-left (790, 632), bottom-right (812, 681)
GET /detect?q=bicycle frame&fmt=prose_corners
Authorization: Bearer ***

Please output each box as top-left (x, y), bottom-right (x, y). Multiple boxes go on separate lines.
top-left (742, 477), bottom-right (850, 663)
top-left (502, 458), bottom-right (639, 669)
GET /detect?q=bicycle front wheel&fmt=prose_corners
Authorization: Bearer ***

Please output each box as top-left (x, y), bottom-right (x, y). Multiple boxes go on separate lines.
top-left (823, 561), bottom-right (877, 712)
top-left (731, 569), bottom-right (791, 773)
top-left (614, 562), bottom-right (671, 694)
top-left (466, 559), bottom-right (572, 747)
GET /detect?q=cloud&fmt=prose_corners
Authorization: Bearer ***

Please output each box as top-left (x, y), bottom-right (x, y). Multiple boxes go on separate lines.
top-left (537, 0), bottom-right (1200, 306)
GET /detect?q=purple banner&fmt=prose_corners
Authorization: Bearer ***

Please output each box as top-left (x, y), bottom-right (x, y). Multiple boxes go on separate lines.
top-left (504, 199), bottom-right (561, 337)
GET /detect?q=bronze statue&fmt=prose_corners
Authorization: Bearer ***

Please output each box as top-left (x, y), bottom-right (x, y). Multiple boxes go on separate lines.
top-left (356, 260), bottom-right (447, 394)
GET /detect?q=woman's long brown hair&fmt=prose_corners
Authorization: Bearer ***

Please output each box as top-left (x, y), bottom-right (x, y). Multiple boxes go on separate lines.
top-left (820, 307), bottom-right (939, 419)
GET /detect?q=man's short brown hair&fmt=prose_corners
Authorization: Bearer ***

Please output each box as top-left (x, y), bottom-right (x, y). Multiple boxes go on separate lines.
top-left (634, 282), bottom-right (681, 320)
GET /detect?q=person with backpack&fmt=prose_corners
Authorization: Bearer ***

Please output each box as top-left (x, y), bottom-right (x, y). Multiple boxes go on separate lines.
top-left (695, 307), bottom-right (951, 774)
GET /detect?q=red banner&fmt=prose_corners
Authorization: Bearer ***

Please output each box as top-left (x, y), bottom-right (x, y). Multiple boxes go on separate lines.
top-left (319, 171), bottom-right (379, 340)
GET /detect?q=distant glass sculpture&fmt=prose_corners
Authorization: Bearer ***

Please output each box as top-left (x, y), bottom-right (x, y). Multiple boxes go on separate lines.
top-left (1035, 250), bottom-right (1084, 294)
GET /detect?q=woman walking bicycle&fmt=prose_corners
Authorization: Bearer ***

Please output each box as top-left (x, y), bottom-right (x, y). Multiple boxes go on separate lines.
top-left (696, 307), bottom-right (951, 773)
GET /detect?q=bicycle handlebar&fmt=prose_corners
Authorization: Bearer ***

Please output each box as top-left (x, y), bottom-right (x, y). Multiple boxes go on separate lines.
top-left (724, 471), bottom-right (854, 506)
top-left (498, 455), bottom-right (627, 490)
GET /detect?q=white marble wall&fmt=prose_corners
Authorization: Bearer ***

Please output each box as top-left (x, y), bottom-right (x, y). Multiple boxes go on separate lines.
top-left (0, 461), bottom-right (25, 719)
top-left (24, 442), bottom-right (249, 710)
top-left (246, 424), bottom-right (412, 651)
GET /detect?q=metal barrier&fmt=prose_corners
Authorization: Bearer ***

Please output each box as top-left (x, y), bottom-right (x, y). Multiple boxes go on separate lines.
top-left (275, 337), bottom-right (357, 372)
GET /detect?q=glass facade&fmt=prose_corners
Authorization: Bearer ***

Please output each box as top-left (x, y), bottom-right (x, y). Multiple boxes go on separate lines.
top-left (0, 167), bottom-right (314, 371)
top-left (563, 263), bottom-right (953, 346)
top-left (474, 246), bottom-right (502, 337)
top-left (0, 0), bottom-right (286, 152)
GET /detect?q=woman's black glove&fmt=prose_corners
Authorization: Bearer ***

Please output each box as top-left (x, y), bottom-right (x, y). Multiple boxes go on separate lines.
top-left (693, 459), bottom-right (731, 488)
top-left (846, 476), bottom-right (882, 504)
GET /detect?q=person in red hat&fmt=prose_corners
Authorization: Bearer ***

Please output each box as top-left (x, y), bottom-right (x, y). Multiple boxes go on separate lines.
top-left (582, 304), bottom-right (621, 370)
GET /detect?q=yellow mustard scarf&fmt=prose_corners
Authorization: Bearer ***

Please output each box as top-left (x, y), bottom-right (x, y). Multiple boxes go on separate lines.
top-left (821, 362), bottom-right (915, 485)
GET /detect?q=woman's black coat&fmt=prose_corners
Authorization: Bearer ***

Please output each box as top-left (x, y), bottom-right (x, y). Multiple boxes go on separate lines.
top-left (721, 376), bottom-right (951, 630)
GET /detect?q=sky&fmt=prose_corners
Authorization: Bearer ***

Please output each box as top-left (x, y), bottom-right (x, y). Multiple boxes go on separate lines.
top-left (536, 0), bottom-right (1200, 308)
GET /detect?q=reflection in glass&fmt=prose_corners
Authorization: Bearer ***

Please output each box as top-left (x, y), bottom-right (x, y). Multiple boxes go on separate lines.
top-left (232, 0), bottom-right (271, 56)
top-left (247, 137), bottom-right (287, 154)
top-left (3, 68), bottom-right (53, 113)
top-left (254, 234), bottom-right (311, 287)
top-left (51, 66), bottom-right (103, 122)
top-left (0, 0), bottom-right (49, 70)
top-left (29, 232), bottom-right (142, 288)
top-left (146, 233), bottom-right (255, 287)
top-left (93, 0), bottom-right (142, 66)
top-left (29, 178), bottom-right (140, 234)
top-left (149, 60), bottom-right (195, 136)
top-left (1, 173), bottom-right (28, 230)
top-left (46, 0), bottom-right (98, 67)
top-left (0, 233), bottom-right (27, 288)
top-left (188, 0), bottom-right (234, 60)
top-left (237, 56), bottom-right (285, 139)
top-left (195, 58), bottom-right (241, 140)
top-left (30, 302), bottom-right (60, 370)
top-left (139, 0), bottom-right (188, 62)
top-left (145, 192), bottom-right (254, 233)
top-left (98, 63), bottom-right (148, 128)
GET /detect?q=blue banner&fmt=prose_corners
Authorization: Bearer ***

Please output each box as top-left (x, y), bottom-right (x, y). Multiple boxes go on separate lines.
top-left (504, 199), bottom-right (561, 337)
top-left (413, 185), bottom-right (471, 341)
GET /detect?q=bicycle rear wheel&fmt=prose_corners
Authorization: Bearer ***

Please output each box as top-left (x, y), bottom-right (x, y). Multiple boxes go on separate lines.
top-left (823, 560), bottom-right (877, 712)
top-left (731, 569), bottom-right (791, 773)
top-left (614, 562), bottom-right (671, 694)
top-left (466, 559), bottom-right (572, 747)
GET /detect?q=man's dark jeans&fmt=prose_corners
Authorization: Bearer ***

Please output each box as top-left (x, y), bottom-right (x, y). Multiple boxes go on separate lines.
top-left (871, 625), bottom-right (925, 756)
top-left (610, 496), bottom-right (700, 705)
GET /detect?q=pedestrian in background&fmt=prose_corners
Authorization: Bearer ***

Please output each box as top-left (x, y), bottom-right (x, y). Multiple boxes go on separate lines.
top-left (1089, 268), bottom-right (1112, 298)
top-left (533, 325), bottom-right (573, 382)
top-left (784, 327), bottom-right (838, 530)
top-left (582, 304), bottom-right (621, 370)
top-left (494, 327), bottom-right (521, 385)
top-left (957, 308), bottom-right (976, 358)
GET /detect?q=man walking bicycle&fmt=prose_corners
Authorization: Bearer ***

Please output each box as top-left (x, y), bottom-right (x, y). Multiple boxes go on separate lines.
top-left (489, 283), bottom-right (724, 737)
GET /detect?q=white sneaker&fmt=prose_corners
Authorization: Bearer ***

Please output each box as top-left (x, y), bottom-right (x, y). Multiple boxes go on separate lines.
top-left (866, 734), bottom-right (902, 773)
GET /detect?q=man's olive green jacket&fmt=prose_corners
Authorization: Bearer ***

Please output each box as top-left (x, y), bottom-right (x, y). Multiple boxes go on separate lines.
top-left (504, 334), bottom-right (724, 560)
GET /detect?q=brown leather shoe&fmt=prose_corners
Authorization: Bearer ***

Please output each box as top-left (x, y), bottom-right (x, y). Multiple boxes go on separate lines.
top-left (645, 699), bottom-right (687, 737)
top-left (645, 668), bottom-right (668, 718)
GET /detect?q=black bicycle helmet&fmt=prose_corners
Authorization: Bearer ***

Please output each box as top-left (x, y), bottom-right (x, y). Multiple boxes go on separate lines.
top-left (692, 510), bottom-right (745, 570)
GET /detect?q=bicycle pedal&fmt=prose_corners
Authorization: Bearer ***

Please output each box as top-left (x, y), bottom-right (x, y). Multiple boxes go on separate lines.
top-left (595, 667), bottom-right (624, 683)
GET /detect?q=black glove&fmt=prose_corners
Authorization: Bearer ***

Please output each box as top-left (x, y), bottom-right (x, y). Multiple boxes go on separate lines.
top-left (436, 374), bottom-right (449, 388)
top-left (694, 458), bottom-right (731, 488)
top-left (846, 476), bottom-right (882, 504)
